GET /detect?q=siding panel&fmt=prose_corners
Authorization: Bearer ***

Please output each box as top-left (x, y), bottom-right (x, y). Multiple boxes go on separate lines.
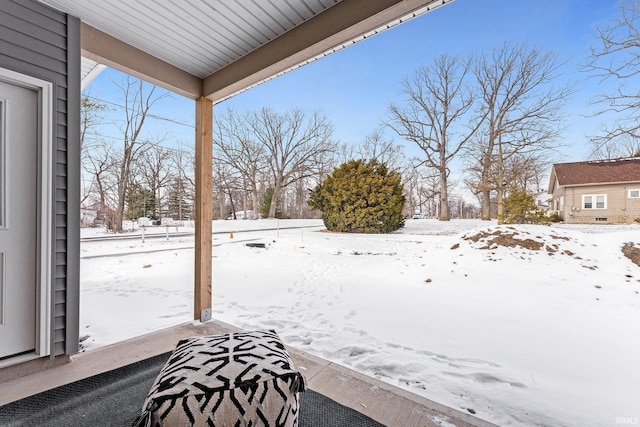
top-left (55, 265), bottom-right (66, 278)
top-left (0, 40), bottom-right (67, 75)
top-left (53, 342), bottom-right (65, 355)
top-left (56, 203), bottom-right (67, 216)
top-left (56, 149), bottom-right (66, 163)
top-left (0, 18), bottom-right (67, 52)
top-left (55, 316), bottom-right (65, 329)
top-left (0, 53), bottom-right (67, 87)
top-left (0, 24), bottom-right (67, 61)
top-left (18, 0), bottom-right (68, 24)
top-left (0, 0), bottom-right (80, 357)
top-left (57, 98), bottom-right (67, 113)
top-left (57, 134), bottom-right (67, 149)
top-left (56, 123), bottom-right (67, 139)
top-left (56, 252), bottom-right (66, 265)
top-left (55, 227), bottom-right (66, 241)
top-left (1, 1), bottom-right (67, 33)
top-left (55, 176), bottom-right (67, 190)
top-left (562, 183), bottom-right (640, 224)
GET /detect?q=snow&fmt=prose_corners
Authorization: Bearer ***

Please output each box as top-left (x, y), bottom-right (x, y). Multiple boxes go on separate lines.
top-left (80, 219), bottom-right (640, 426)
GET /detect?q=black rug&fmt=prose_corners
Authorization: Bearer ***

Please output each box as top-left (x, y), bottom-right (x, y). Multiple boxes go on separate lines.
top-left (0, 353), bottom-right (385, 427)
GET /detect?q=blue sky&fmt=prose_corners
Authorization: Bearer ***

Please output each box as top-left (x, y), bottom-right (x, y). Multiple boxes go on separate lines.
top-left (86, 0), bottom-right (623, 164)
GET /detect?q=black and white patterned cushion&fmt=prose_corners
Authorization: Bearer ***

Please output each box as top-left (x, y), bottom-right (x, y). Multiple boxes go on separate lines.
top-left (133, 329), bottom-right (306, 427)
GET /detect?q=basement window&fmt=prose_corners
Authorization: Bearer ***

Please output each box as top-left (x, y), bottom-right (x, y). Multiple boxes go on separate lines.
top-left (583, 194), bottom-right (606, 209)
top-left (595, 217), bottom-right (608, 222)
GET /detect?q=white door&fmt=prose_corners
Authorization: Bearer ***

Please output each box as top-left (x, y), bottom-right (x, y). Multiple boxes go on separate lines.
top-left (0, 80), bottom-right (38, 360)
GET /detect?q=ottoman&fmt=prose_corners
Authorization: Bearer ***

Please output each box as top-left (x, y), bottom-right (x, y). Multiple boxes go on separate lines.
top-left (133, 329), bottom-right (306, 427)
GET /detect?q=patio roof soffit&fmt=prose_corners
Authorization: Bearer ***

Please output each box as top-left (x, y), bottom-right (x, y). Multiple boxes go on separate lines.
top-left (81, 23), bottom-right (203, 99)
top-left (203, 0), bottom-right (451, 102)
top-left (78, 0), bottom-right (451, 102)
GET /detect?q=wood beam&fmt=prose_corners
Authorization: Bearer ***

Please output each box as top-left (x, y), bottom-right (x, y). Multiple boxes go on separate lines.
top-left (81, 23), bottom-right (202, 99)
top-left (194, 96), bottom-right (213, 322)
top-left (203, 0), bottom-right (449, 101)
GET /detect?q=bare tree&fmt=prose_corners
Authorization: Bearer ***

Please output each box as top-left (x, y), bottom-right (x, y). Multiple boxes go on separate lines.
top-left (170, 141), bottom-right (195, 220)
top-left (83, 140), bottom-right (117, 220)
top-left (472, 42), bottom-right (569, 220)
top-left (213, 161), bottom-right (242, 219)
top-left (592, 134), bottom-right (640, 159)
top-left (80, 95), bottom-right (108, 153)
top-left (212, 160), bottom-right (229, 220)
top-left (387, 53), bottom-right (482, 221)
top-left (504, 151), bottom-right (550, 193)
top-left (248, 107), bottom-right (336, 218)
top-left (402, 160), bottom-right (440, 217)
top-left (214, 108), bottom-right (268, 219)
top-left (417, 170), bottom-right (442, 218)
top-left (138, 144), bottom-right (173, 219)
top-left (585, 0), bottom-right (640, 156)
top-left (400, 164), bottom-right (420, 217)
top-left (355, 129), bottom-right (406, 171)
top-left (110, 77), bottom-right (168, 231)
top-left (80, 95), bottom-right (108, 207)
top-left (333, 143), bottom-right (356, 167)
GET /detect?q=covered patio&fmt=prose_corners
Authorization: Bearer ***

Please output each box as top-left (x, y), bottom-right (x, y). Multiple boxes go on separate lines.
top-left (0, 319), bottom-right (492, 426)
top-left (0, 0), bottom-right (494, 425)
top-left (59, 0), bottom-right (457, 331)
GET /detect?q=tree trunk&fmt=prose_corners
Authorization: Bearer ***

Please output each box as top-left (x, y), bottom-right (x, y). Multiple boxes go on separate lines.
top-left (113, 171), bottom-right (127, 232)
top-left (496, 188), bottom-right (504, 222)
top-left (439, 170), bottom-right (450, 221)
top-left (481, 190), bottom-right (491, 220)
top-left (228, 189), bottom-right (236, 219)
top-left (496, 137), bottom-right (505, 221)
top-left (251, 187), bottom-right (260, 220)
top-left (219, 196), bottom-right (225, 219)
top-left (480, 134), bottom-right (495, 221)
top-left (268, 180), bottom-right (282, 218)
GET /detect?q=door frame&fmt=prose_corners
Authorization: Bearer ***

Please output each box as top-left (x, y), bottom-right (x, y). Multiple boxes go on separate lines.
top-left (0, 66), bottom-right (54, 365)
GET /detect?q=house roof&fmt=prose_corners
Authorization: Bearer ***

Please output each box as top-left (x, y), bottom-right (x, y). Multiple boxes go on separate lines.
top-left (551, 158), bottom-right (640, 188)
top-left (37, 0), bottom-right (453, 101)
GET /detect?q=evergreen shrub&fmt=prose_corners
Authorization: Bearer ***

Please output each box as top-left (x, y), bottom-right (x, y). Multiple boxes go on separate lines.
top-left (548, 212), bottom-right (563, 223)
top-left (308, 159), bottom-right (405, 233)
top-left (500, 188), bottom-right (551, 225)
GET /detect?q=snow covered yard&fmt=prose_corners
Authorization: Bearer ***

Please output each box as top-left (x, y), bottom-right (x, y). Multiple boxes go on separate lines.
top-left (80, 219), bottom-right (640, 426)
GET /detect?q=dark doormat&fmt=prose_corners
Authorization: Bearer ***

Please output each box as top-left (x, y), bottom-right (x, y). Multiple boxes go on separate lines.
top-left (0, 353), bottom-right (385, 427)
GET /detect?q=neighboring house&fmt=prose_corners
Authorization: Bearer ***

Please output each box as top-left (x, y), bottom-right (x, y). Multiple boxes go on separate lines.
top-left (535, 192), bottom-right (552, 210)
top-left (80, 208), bottom-right (97, 227)
top-left (548, 158), bottom-right (640, 224)
top-left (227, 210), bottom-right (261, 220)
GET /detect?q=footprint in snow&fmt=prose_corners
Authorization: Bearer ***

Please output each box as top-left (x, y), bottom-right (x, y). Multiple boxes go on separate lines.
top-left (338, 345), bottom-right (375, 358)
top-left (443, 371), bottom-right (526, 388)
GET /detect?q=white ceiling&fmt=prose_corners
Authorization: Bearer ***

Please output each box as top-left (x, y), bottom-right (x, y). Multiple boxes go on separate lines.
top-left (38, 0), bottom-right (453, 100)
top-left (40, 0), bottom-right (340, 79)
top-left (80, 57), bottom-right (105, 88)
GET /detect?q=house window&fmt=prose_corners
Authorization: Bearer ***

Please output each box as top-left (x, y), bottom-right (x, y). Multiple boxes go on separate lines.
top-left (629, 189), bottom-right (640, 198)
top-left (583, 194), bottom-right (606, 209)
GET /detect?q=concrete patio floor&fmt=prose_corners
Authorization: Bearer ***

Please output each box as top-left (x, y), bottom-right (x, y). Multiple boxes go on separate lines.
top-left (0, 319), bottom-right (495, 427)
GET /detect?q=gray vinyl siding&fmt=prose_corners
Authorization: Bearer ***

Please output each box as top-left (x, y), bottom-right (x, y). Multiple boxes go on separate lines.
top-left (0, 0), bottom-right (80, 356)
